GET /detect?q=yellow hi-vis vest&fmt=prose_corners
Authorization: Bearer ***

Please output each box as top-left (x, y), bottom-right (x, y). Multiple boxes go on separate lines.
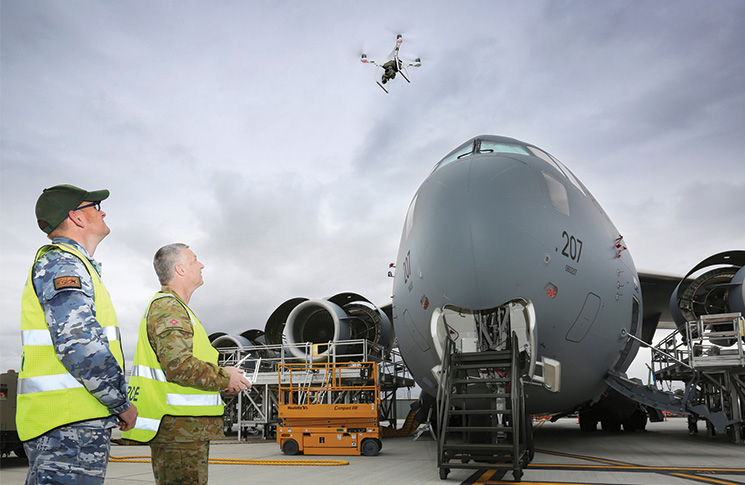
top-left (122, 293), bottom-right (224, 443)
top-left (17, 243), bottom-right (124, 441)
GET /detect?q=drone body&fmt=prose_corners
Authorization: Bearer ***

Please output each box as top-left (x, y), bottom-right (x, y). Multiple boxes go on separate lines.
top-left (361, 34), bottom-right (421, 93)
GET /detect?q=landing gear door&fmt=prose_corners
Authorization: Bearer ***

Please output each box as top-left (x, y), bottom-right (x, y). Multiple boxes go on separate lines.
top-left (509, 300), bottom-right (537, 379)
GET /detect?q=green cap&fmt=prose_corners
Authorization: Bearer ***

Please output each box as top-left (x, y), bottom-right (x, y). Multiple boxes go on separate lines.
top-left (35, 184), bottom-right (110, 234)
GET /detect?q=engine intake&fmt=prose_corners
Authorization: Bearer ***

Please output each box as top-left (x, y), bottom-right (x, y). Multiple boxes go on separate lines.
top-left (264, 293), bottom-right (392, 362)
top-left (670, 250), bottom-right (745, 345)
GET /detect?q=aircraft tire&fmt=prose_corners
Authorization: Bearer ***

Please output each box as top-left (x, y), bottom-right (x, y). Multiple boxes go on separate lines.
top-left (578, 412), bottom-right (598, 432)
top-left (601, 418), bottom-right (622, 432)
top-left (622, 408), bottom-right (647, 432)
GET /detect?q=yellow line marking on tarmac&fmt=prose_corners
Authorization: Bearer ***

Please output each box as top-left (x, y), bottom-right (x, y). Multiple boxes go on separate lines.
top-left (462, 449), bottom-right (745, 485)
top-left (529, 464), bottom-right (745, 473)
top-left (472, 470), bottom-right (493, 485)
top-left (537, 449), bottom-right (634, 466)
top-left (536, 449), bottom-right (745, 473)
top-left (477, 477), bottom-right (745, 485)
top-left (483, 482), bottom-right (619, 485)
top-left (109, 455), bottom-right (349, 466)
top-left (671, 473), bottom-right (745, 485)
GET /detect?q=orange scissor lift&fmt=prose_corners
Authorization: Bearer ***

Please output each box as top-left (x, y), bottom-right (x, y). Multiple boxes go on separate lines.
top-left (277, 361), bottom-right (382, 456)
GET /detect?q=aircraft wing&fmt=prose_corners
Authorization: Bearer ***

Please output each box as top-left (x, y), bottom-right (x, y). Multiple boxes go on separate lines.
top-left (639, 271), bottom-right (687, 331)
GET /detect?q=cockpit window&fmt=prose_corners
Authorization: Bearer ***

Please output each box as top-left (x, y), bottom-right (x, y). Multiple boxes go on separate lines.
top-left (528, 146), bottom-right (563, 172)
top-left (529, 146), bottom-right (586, 197)
top-left (432, 140), bottom-right (531, 174)
top-left (431, 139), bottom-right (587, 201)
top-left (543, 171), bottom-right (570, 216)
top-left (553, 158), bottom-right (587, 197)
top-left (404, 194), bottom-right (417, 240)
top-left (478, 141), bottom-right (531, 156)
top-left (432, 145), bottom-right (475, 173)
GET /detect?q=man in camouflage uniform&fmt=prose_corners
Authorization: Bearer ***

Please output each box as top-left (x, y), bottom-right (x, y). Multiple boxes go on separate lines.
top-left (19, 185), bottom-right (137, 484)
top-left (125, 243), bottom-right (250, 484)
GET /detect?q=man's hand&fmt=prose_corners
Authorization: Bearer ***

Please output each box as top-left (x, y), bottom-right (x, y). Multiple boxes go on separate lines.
top-left (223, 366), bottom-right (252, 394)
top-left (117, 403), bottom-right (138, 431)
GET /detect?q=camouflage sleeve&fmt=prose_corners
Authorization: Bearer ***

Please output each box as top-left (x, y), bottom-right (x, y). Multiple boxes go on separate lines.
top-left (146, 297), bottom-right (230, 392)
top-left (33, 250), bottom-right (130, 415)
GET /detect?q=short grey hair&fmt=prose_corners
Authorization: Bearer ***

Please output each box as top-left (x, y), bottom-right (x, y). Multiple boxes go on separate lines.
top-left (153, 243), bottom-right (189, 285)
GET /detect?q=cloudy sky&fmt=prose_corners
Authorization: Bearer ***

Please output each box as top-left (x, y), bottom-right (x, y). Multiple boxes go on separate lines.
top-left (2, 1), bottom-right (744, 380)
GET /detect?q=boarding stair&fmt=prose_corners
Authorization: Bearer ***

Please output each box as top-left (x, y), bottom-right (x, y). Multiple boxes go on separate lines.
top-left (437, 333), bottom-right (531, 481)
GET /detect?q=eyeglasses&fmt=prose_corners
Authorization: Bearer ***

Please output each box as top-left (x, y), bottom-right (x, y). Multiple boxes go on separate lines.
top-left (72, 201), bottom-right (101, 212)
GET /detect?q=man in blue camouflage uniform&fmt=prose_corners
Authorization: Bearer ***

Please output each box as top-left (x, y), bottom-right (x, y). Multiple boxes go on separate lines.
top-left (19, 184), bottom-right (137, 484)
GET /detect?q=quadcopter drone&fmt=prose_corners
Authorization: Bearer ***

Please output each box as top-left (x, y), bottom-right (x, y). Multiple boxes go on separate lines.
top-left (361, 34), bottom-right (422, 93)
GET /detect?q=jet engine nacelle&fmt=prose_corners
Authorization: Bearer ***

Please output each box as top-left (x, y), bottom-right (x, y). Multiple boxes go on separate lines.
top-left (670, 250), bottom-right (745, 345)
top-left (264, 292), bottom-right (393, 362)
top-left (211, 334), bottom-right (252, 349)
top-left (210, 330), bottom-right (275, 372)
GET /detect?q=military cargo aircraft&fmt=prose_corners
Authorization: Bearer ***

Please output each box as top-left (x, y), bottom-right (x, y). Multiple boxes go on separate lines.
top-left (259, 135), bottom-right (743, 424)
top-left (218, 136), bottom-right (743, 476)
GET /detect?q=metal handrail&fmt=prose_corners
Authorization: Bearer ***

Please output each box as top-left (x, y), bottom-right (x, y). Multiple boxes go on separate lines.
top-left (621, 328), bottom-right (693, 371)
top-left (510, 332), bottom-right (521, 469)
top-left (436, 335), bottom-right (455, 468)
top-left (217, 338), bottom-right (412, 440)
top-left (688, 313), bottom-right (745, 368)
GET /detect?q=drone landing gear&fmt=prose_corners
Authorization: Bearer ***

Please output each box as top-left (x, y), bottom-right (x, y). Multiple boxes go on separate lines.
top-left (376, 81), bottom-right (389, 93)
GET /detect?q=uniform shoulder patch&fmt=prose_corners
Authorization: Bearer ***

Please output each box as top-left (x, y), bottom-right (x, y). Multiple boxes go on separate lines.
top-left (53, 276), bottom-right (82, 290)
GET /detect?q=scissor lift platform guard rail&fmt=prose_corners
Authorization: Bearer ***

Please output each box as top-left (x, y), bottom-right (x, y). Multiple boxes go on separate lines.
top-left (217, 339), bottom-right (414, 441)
top-left (276, 361), bottom-right (383, 456)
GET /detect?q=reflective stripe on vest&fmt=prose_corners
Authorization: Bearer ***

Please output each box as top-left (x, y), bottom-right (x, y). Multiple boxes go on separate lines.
top-left (21, 326), bottom-right (121, 347)
top-left (17, 243), bottom-right (124, 441)
top-left (131, 365), bottom-right (221, 406)
top-left (131, 364), bottom-right (167, 382)
top-left (18, 373), bottom-right (84, 394)
top-left (121, 292), bottom-right (224, 443)
top-left (133, 416), bottom-right (161, 432)
top-left (167, 393), bottom-right (223, 406)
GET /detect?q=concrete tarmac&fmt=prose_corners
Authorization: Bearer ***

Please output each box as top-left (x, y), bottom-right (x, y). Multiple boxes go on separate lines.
top-left (1, 418), bottom-right (743, 484)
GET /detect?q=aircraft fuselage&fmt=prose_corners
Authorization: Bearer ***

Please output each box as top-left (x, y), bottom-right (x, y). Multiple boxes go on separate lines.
top-left (391, 135), bottom-right (642, 414)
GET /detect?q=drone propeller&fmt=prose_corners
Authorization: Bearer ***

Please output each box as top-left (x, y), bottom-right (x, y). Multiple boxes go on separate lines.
top-left (360, 53), bottom-right (376, 64)
top-left (385, 24), bottom-right (413, 38)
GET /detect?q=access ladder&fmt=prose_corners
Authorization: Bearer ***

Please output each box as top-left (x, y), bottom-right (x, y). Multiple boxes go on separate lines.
top-left (437, 334), bottom-right (531, 481)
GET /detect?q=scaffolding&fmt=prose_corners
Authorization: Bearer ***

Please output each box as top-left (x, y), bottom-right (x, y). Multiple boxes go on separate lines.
top-left (651, 313), bottom-right (745, 443)
top-left (217, 339), bottom-right (414, 441)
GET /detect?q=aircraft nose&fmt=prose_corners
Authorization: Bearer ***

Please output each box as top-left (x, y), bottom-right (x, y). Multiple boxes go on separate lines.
top-left (415, 156), bottom-right (546, 308)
